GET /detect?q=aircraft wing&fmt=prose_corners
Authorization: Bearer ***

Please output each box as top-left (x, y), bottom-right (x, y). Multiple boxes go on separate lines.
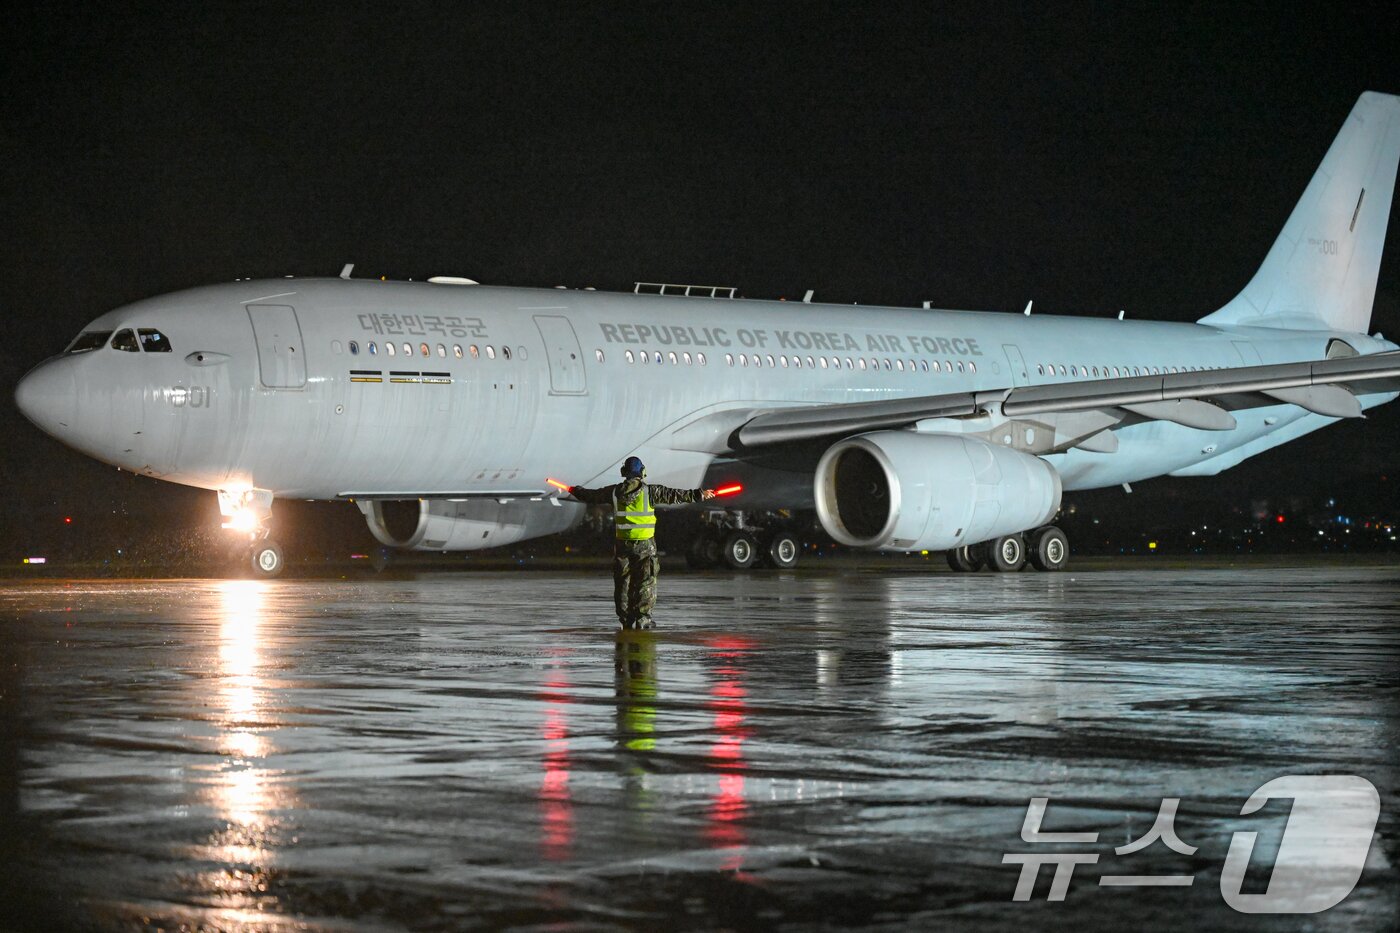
top-left (338, 489), bottom-right (549, 500)
top-left (732, 351), bottom-right (1400, 448)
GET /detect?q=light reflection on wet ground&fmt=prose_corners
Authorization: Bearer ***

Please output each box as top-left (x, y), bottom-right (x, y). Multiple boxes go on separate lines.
top-left (0, 566), bottom-right (1397, 930)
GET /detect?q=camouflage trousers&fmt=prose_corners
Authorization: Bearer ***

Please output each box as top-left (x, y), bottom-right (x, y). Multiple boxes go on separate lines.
top-left (613, 538), bottom-right (660, 628)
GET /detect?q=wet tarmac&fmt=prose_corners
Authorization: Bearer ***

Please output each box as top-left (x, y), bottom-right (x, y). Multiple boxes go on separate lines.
top-left (0, 565), bottom-right (1397, 931)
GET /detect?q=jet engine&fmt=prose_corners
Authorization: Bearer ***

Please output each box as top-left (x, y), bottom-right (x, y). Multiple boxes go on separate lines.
top-left (814, 432), bottom-right (1061, 551)
top-left (359, 498), bottom-right (585, 551)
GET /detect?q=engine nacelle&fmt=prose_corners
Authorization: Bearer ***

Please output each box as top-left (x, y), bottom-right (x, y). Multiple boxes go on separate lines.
top-left (359, 498), bottom-right (585, 551)
top-left (814, 432), bottom-right (1061, 551)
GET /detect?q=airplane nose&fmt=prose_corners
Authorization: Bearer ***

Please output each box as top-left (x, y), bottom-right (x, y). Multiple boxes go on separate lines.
top-left (15, 360), bottom-right (78, 437)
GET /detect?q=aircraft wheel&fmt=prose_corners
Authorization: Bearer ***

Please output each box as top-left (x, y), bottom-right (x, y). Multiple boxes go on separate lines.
top-left (686, 533), bottom-right (717, 569)
top-left (250, 540), bottom-right (286, 578)
top-left (721, 530), bottom-right (758, 570)
top-left (946, 545), bottom-right (985, 572)
top-left (947, 544), bottom-right (984, 572)
top-left (766, 531), bottom-right (800, 569)
top-left (986, 534), bottom-right (1026, 573)
top-left (1028, 526), bottom-right (1070, 572)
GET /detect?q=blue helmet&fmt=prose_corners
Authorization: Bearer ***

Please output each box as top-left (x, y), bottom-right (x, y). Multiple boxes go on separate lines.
top-left (621, 456), bottom-right (645, 477)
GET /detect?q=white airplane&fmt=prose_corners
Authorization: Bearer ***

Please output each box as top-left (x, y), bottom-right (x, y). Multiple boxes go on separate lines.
top-left (15, 92), bottom-right (1400, 577)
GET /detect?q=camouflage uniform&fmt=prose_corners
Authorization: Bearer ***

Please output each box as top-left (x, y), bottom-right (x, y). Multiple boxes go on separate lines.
top-left (570, 476), bottom-right (703, 628)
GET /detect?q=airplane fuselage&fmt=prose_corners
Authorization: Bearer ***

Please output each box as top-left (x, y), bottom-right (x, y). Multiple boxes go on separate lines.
top-left (31, 277), bottom-right (1396, 504)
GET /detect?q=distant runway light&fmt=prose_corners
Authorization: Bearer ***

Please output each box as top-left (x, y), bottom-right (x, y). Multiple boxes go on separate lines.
top-left (23, 557), bottom-right (47, 565)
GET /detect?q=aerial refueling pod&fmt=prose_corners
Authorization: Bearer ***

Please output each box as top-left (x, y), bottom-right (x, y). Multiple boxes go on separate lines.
top-left (813, 432), bottom-right (1061, 551)
top-left (359, 498), bottom-right (585, 551)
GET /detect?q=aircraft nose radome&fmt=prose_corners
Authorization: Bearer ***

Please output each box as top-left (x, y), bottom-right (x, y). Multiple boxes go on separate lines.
top-left (14, 361), bottom-right (77, 437)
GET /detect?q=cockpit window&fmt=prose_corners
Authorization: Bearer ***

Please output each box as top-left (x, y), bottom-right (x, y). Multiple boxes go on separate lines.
top-left (66, 331), bottom-right (112, 354)
top-left (138, 328), bottom-right (172, 352)
top-left (110, 329), bottom-right (140, 352)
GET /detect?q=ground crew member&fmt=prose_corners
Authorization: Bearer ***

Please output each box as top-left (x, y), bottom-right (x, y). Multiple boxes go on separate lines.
top-left (565, 457), bottom-right (715, 629)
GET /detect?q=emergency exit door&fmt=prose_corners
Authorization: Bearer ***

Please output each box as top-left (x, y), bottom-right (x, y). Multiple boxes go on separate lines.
top-left (533, 315), bottom-right (587, 395)
top-left (247, 304), bottom-right (306, 388)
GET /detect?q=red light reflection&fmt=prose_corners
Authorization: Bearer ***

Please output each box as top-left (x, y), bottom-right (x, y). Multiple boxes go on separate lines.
top-left (705, 637), bottom-right (754, 867)
top-left (538, 662), bottom-right (575, 862)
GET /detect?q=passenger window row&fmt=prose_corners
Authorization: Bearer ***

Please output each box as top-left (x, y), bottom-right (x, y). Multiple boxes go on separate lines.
top-left (1036, 362), bottom-right (1225, 378)
top-left (345, 341), bottom-right (524, 362)
top-left (609, 349), bottom-right (978, 374)
top-left (719, 353), bottom-right (976, 374)
top-left (621, 349), bottom-right (709, 366)
top-left (330, 338), bottom-right (1225, 382)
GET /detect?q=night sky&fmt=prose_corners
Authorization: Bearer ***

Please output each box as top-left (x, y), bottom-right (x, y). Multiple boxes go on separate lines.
top-left (3, 2), bottom-right (1399, 560)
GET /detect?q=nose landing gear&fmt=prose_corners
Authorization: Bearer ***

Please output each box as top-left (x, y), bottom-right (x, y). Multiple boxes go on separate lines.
top-left (218, 488), bottom-right (286, 578)
top-left (249, 539), bottom-right (286, 577)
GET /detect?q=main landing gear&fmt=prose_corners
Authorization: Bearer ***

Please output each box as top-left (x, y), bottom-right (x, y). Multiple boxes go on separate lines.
top-left (946, 525), bottom-right (1069, 573)
top-left (686, 511), bottom-right (802, 571)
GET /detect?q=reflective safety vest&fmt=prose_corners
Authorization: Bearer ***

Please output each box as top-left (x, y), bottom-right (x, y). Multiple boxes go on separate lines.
top-left (613, 484), bottom-right (656, 540)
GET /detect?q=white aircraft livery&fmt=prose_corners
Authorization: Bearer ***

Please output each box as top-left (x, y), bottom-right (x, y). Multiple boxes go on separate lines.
top-left (15, 92), bottom-right (1400, 576)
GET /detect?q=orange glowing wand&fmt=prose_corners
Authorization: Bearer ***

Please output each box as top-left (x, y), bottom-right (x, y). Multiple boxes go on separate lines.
top-left (714, 484), bottom-right (743, 497)
top-left (546, 478), bottom-right (571, 493)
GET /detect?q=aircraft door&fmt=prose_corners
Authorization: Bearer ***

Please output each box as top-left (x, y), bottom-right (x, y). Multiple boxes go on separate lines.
top-left (247, 304), bottom-right (306, 388)
top-left (533, 314), bottom-right (587, 395)
top-left (1003, 345), bottom-right (1029, 386)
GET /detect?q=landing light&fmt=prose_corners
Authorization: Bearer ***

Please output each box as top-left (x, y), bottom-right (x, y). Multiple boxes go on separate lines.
top-left (222, 509), bottom-right (259, 533)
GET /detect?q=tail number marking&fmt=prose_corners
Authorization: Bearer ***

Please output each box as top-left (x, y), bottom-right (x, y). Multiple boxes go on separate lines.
top-left (169, 385), bottom-right (211, 408)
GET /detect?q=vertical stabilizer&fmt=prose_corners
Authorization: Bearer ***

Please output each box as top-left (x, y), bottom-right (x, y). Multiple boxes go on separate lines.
top-left (1200, 92), bottom-right (1400, 333)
